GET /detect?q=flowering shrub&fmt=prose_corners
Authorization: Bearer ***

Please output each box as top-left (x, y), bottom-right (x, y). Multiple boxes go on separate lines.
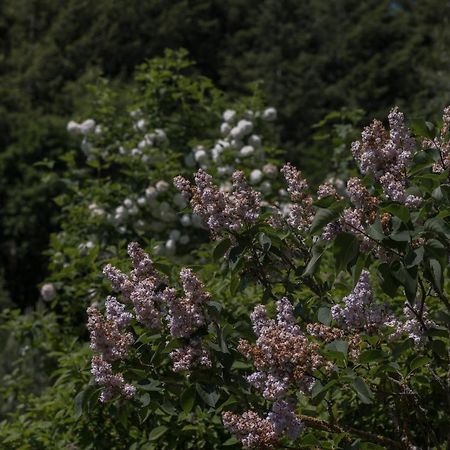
top-left (2, 52), bottom-right (449, 448)
top-left (41, 50), bottom-right (285, 330)
top-left (84, 106), bottom-right (450, 449)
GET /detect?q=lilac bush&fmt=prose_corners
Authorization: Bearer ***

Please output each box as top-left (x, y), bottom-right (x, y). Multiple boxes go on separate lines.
top-left (82, 106), bottom-right (450, 449)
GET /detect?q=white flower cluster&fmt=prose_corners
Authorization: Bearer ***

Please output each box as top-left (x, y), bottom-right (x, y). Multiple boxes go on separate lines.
top-left (185, 107), bottom-right (278, 195)
top-left (67, 105), bottom-right (280, 255)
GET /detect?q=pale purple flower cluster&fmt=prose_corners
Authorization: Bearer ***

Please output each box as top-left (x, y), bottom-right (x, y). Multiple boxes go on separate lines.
top-left (103, 242), bottom-right (165, 328)
top-left (163, 268), bottom-right (211, 370)
top-left (87, 299), bottom-right (135, 401)
top-left (222, 400), bottom-right (303, 449)
top-left (267, 399), bottom-right (304, 440)
top-left (351, 107), bottom-right (421, 207)
top-left (105, 296), bottom-right (133, 327)
top-left (222, 410), bottom-right (277, 449)
top-left (130, 281), bottom-right (163, 329)
top-left (91, 355), bottom-right (136, 402)
top-left (246, 372), bottom-right (289, 400)
top-left (331, 270), bottom-right (389, 332)
top-left (278, 163), bottom-right (314, 231)
top-left (174, 169), bottom-right (261, 235)
top-left (89, 242), bottom-right (215, 399)
top-left (87, 304), bottom-right (134, 361)
top-left (240, 297), bottom-right (329, 407)
top-left (386, 303), bottom-right (435, 346)
top-left (280, 163), bottom-right (309, 201)
top-left (423, 106), bottom-right (450, 173)
top-left (162, 268), bottom-right (209, 338)
top-left (170, 338), bottom-right (212, 372)
top-left (317, 182), bottom-right (337, 199)
top-left (346, 177), bottom-right (371, 210)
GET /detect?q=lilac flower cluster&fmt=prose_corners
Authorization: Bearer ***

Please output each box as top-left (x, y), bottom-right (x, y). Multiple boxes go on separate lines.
top-left (91, 355), bottom-right (136, 402)
top-left (423, 106), bottom-right (450, 173)
top-left (174, 169), bottom-right (261, 235)
top-left (87, 300), bottom-right (135, 402)
top-left (222, 400), bottom-right (303, 449)
top-left (87, 301), bottom-right (134, 362)
top-left (322, 177), bottom-right (391, 259)
top-left (317, 182), bottom-right (337, 200)
top-left (170, 338), bottom-right (212, 372)
top-left (222, 410), bottom-right (276, 449)
top-left (386, 302), bottom-right (435, 346)
top-left (278, 163), bottom-right (314, 231)
top-left (223, 298), bottom-right (319, 447)
top-left (240, 298), bottom-right (328, 396)
top-left (163, 267), bottom-right (210, 338)
top-left (331, 273), bottom-right (436, 346)
top-left (331, 270), bottom-right (390, 332)
top-left (89, 242), bottom-right (214, 400)
top-left (165, 269), bottom-right (211, 370)
top-left (351, 107), bottom-right (421, 207)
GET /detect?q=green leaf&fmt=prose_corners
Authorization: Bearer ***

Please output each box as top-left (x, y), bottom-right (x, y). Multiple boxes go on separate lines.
top-left (213, 238), bottom-right (231, 260)
top-left (424, 217), bottom-right (450, 238)
top-left (74, 390), bottom-right (85, 419)
top-left (392, 264), bottom-right (417, 302)
top-left (230, 274), bottom-right (240, 296)
top-left (326, 339), bottom-right (348, 355)
top-left (352, 377), bottom-right (373, 404)
top-left (382, 204), bottom-right (410, 223)
top-left (258, 233), bottom-right (271, 251)
top-left (429, 258), bottom-right (443, 292)
top-left (140, 393), bottom-right (151, 407)
top-left (311, 379), bottom-right (338, 400)
top-left (318, 307), bottom-right (331, 326)
top-left (411, 119), bottom-right (435, 139)
top-left (333, 233), bottom-right (359, 273)
top-left (358, 349), bottom-right (385, 364)
top-left (148, 426), bottom-right (168, 441)
top-left (195, 384), bottom-right (220, 407)
top-left (303, 244), bottom-right (324, 277)
top-left (410, 356), bottom-right (431, 371)
top-left (180, 386), bottom-right (196, 414)
top-left (310, 208), bottom-right (340, 234)
top-left (366, 218), bottom-right (385, 241)
top-left (404, 246), bottom-right (424, 268)
top-left (223, 437), bottom-right (239, 446)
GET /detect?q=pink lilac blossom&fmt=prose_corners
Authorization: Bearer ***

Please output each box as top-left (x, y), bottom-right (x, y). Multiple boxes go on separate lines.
top-left (351, 107), bottom-right (421, 207)
top-left (423, 106), bottom-right (450, 173)
top-left (87, 305), bottom-right (134, 361)
top-left (105, 296), bottom-right (133, 328)
top-left (267, 399), bottom-right (304, 439)
top-left (246, 372), bottom-right (289, 401)
top-left (103, 264), bottom-right (135, 302)
top-left (170, 338), bottom-right (212, 372)
top-left (346, 177), bottom-right (371, 210)
top-left (240, 298), bottom-right (329, 397)
top-left (386, 303), bottom-right (435, 346)
top-left (162, 268), bottom-right (209, 338)
top-left (174, 169), bottom-right (261, 235)
top-left (222, 410), bottom-right (277, 449)
top-left (91, 355), bottom-right (136, 402)
top-left (222, 400), bottom-right (303, 448)
top-left (127, 241), bottom-right (161, 282)
top-left (129, 280), bottom-right (163, 329)
top-left (277, 164), bottom-right (315, 232)
top-left (317, 182), bottom-right (337, 199)
top-left (322, 221), bottom-right (343, 241)
top-left (280, 163), bottom-right (309, 202)
top-left (331, 270), bottom-right (390, 332)
top-left (91, 242), bottom-right (214, 394)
